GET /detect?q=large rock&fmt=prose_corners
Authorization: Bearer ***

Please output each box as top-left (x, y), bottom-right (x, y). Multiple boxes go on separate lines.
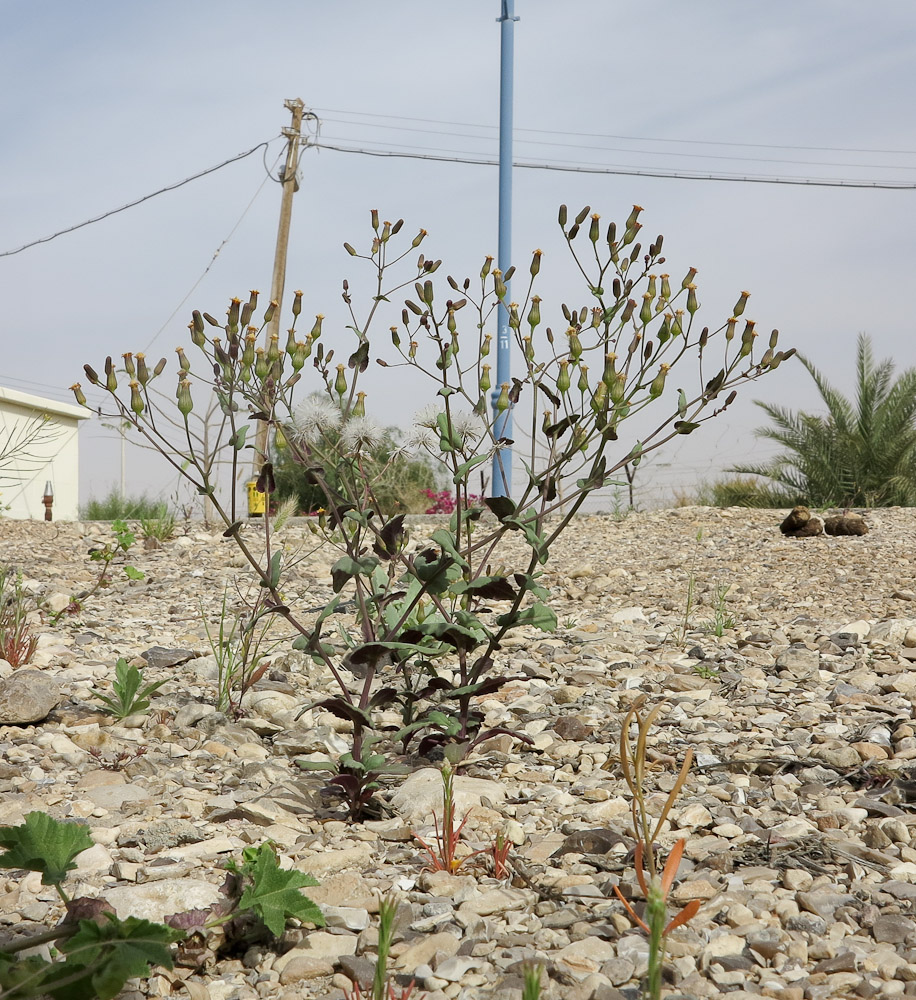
top-left (389, 768), bottom-right (507, 825)
top-left (780, 506), bottom-right (824, 537)
top-left (0, 670), bottom-right (59, 724)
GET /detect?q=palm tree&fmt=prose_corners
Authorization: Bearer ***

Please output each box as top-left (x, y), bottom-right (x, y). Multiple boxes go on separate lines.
top-left (731, 334), bottom-right (916, 507)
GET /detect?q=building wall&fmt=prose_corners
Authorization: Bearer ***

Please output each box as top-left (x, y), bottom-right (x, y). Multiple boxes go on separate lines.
top-left (0, 388), bottom-right (89, 521)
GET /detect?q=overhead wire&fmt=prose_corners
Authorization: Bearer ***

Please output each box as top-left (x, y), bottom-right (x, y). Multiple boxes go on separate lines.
top-left (0, 139), bottom-right (279, 258)
top-left (311, 106), bottom-right (916, 157)
top-left (310, 140), bottom-right (916, 190)
top-left (316, 116), bottom-right (916, 171)
top-left (141, 147), bottom-right (286, 353)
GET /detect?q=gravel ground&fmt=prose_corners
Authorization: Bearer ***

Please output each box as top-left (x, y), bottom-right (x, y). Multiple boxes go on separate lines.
top-left (1, 506), bottom-right (916, 1000)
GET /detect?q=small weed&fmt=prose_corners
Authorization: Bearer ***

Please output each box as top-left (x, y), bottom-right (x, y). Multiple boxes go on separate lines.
top-left (690, 662), bottom-right (720, 681)
top-left (344, 894), bottom-right (422, 1000)
top-left (489, 829), bottom-right (512, 879)
top-left (698, 583), bottom-right (736, 637)
top-left (413, 762), bottom-right (484, 874)
top-left (81, 489), bottom-right (167, 521)
top-left (561, 615), bottom-right (579, 630)
top-left (521, 963), bottom-right (544, 1000)
top-left (138, 504), bottom-right (176, 543)
top-left (86, 520), bottom-right (145, 592)
top-left (614, 700), bottom-right (700, 1000)
top-left (0, 569), bottom-right (38, 668)
top-left (94, 657), bottom-right (167, 720)
top-left (87, 745), bottom-right (148, 771)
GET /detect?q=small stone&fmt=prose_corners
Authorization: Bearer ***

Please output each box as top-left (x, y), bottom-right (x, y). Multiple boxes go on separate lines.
top-left (852, 742), bottom-right (890, 761)
top-left (552, 715), bottom-right (593, 741)
top-left (275, 954), bottom-right (335, 984)
top-left (0, 670), bottom-right (59, 723)
top-left (141, 819), bottom-right (205, 852)
top-left (394, 932), bottom-right (461, 971)
top-left (390, 768), bottom-right (507, 825)
top-left (872, 914), bottom-right (915, 944)
top-left (776, 644), bottom-right (820, 678)
top-left (141, 646), bottom-right (197, 669)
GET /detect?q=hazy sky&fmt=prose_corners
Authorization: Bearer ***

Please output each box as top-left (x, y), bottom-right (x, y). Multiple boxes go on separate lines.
top-left (3, 1), bottom-right (916, 509)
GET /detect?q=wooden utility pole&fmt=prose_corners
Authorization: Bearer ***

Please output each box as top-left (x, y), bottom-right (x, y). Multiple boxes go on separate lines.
top-left (251, 97), bottom-right (306, 483)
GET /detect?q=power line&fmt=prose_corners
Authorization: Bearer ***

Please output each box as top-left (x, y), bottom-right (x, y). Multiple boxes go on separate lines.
top-left (311, 141), bottom-right (916, 190)
top-left (0, 139), bottom-right (278, 258)
top-left (317, 116), bottom-right (916, 172)
top-left (312, 106), bottom-right (916, 157)
top-left (142, 149), bottom-right (284, 353)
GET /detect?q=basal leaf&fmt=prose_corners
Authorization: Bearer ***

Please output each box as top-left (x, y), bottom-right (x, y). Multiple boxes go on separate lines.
top-left (237, 845), bottom-right (324, 937)
top-left (0, 812), bottom-right (94, 886)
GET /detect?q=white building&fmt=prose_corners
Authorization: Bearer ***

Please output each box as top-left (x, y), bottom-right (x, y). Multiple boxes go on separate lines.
top-left (0, 386), bottom-right (90, 520)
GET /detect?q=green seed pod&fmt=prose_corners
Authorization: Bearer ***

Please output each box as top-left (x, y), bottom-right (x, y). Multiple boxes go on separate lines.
top-left (523, 336), bottom-right (534, 363)
top-left (508, 303), bottom-right (520, 331)
top-left (228, 297), bottom-right (241, 332)
top-left (546, 326), bottom-right (555, 345)
top-left (759, 348), bottom-right (774, 367)
top-left (640, 294), bottom-right (653, 326)
top-left (352, 391), bottom-right (366, 418)
top-left (590, 379), bottom-right (607, 413)
top-left (481, 333), bottom-right (491, 357)
top-left (423, 280), bottom-right (434, 306)
top-left (672, 310), bottom-right (684, 337)
top-left (542, 410), bottom-right (552, 434)
top-left (575, 206), bottom-right (591, 226)
top-left (344, 242), bottom-right (358, 256)
top-left (255, 347), bottom-right (268, 380)
top-left (648, 363), bottom-right (670, 399)
top-left (334, 364), bottom-right (347, 396)
top-left (602, 353), bottom-right (617, 386)
top-left (577, 364), bottom-right (590, 394)
top-left (175, 347), bottom-right (191, 373)
top-left (409, 340), bottom-right (418, 359)
top-left (657, 315), bottom-right (671, 344)
top-left (608, 372), bottom-right (626, 405)
top-left (480, 364), bottom-right (491, 394)
top-left (495, 382), bottom-right (510, 413)
top-left (567, 329), bottom-right (583, 361)
top-left (263, 300), bottom-right (277, 325)
top-left (625, 205), bottom-right (643, 230)
top-left (740, 321), bottom-right (756, 358)
top-left (686, 284), bottom-right (699, 316)
top-left (447, 308), bottom-right (457, 335)
top-left (725, 317), bottom-right (737, 341)
top-left (769, 328), bottom-right (779, 349)
top-left (371, 208), bottom-right (380, 231)
top-left (557, 359), bottom-right (571, 395)
top-left (660, 274), bottom-right (671, 303)
top-left (681, 267), bottom-right (698, 290)
top-left (241, 300), bottom-right (253, 328)
top-left (530, 248), bottom-right (542, 277)
top-left (558, 205), bottom-right (568, 228)
top-left (153, 357), bottom-right (167, 378)
top-left (176, 376), bottom-right (193, 416)
top-left (699, 327), bottom-right (709, 350)
top-left (571, 424), bottom-right (588, 452)
top-left (646, 275), bottom-right (657, 300)
top-left (628, 332), bottom-right (642, 356)
top-left (392, 219), bottom-right (404, 235)
top-left (129, 380), bottom-right (144, 416)
top-left (311, 315), bottom-right (323, 340)
top-left (267, 333), bottom-right (281, 365)
top-left (412, 229), bottom-right (428, 248)
top-left (241, 334), bottom-right (256, 368)
top-left (606, 221), bottom-right (617, 247)
top-left (83, 364), bottom-right (100, 385)
top-left (192, 310), bottom-right (205, 336)
top-left (286, 327), bottom-right (298, 355)
top-left (493, 270), bottom-right (507, 300)
top-left (189, 321), bottom-right (206, 349)
top-left (620, 299), bottom-right (636, 324)
top-left (390, 326), bottom-right (401, 349)
top-left (122, 353), bottom-right (135, 377)
top-left (733, 290), bottom-right (750, 317)
top-left (290, 341), bottom-right (309, 371)
top-left (105, 360), bottom-right (117, 393)
top-left (70, 383), bottom-right (86, 406)
top-left (622, 223), bottom-right (641, 246)
top-left (567, 223), bottom-right (580, 240)
top-left (527, 296), bottom-right (541, 331)
top-left (589, 214), bottom-right (600, 244)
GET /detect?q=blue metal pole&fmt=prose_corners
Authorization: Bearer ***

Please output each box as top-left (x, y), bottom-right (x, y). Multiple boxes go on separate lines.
top-left (492, 0), bottom-right (517, 498)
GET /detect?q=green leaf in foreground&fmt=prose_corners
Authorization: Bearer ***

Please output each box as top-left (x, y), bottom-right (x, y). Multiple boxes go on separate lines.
top-left (236, 845), bottom-right (324, 937)
top-left (0, 812), bottom-right (93, 886)
top-left (49, 914), bottom-right (181, 1000)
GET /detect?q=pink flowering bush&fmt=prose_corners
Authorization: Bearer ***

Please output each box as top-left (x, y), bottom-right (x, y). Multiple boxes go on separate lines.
top-left (422, 489), bottom-right (482, 515)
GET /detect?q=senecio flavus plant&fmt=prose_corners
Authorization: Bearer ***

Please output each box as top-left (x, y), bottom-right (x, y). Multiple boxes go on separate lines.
top-left (73, 205), bottom-right (791, 819)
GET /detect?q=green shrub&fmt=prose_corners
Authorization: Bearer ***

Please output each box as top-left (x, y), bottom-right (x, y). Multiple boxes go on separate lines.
top-left (691, 475), bottom-right (793, 508)
top-left (732, 334), bottom-right (916, 507)
top-left (81, 489), bottom-right (170, 521)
